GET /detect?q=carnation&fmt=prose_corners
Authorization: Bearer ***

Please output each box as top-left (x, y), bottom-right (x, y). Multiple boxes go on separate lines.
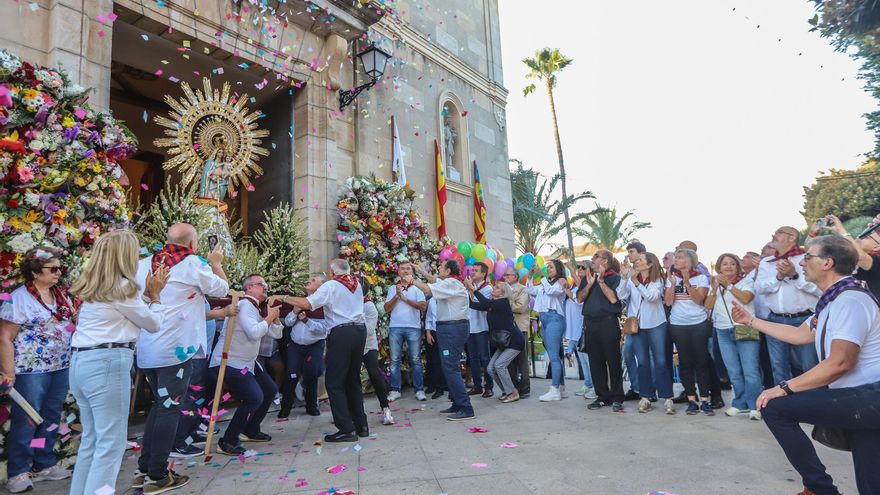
top-left (7, 232), bottom-right (36, 252)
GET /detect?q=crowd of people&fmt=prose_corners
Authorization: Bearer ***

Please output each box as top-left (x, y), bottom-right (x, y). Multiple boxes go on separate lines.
top-left (0, 214), bottom-right (879, 495)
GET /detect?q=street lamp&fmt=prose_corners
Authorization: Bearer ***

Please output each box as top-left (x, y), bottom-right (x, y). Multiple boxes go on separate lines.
top-left (339, 43), bottom-right (392, 111)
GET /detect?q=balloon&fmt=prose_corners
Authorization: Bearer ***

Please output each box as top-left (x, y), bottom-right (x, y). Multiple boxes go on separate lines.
top-left (541, 265), bottom-right (549, 277)
top-left (567, 276), bottom-right (574, 286)
top-left (444, 244), bottom-right (457, 252)
top-left (515, 261), bottom-right (524, 271)
top-left (457, 241), bottom-right (473, 259)
top-left (471, 243), bottom-right (487, 260)
top-left (518, 268), bottom-right (529, 279)
top-left (481, 257), bottom-right (494, 274)
top-left (505, 258), bottom-right (516, 270)
top-left (439, 249), bottom-right (453, 261)
top-left (517, 255), bottom-right (524, 264)
top-left (523, 253), bottom-right (536, 270)
top-left (494, 259), bottom-right (508, 279)
top-left (466, 257), bottom-right (477, 266)
top-left (535, 255), bottom-right (545, 268)
top-left (452, 252), bottom-right (465, 268)
top-left (486, 248), bottom-right (497, 262)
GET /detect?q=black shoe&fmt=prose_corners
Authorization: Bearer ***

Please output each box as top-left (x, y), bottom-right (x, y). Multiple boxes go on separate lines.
top-left (170, 444), bottom-right (204, 458)
top-left (357, 426), bottom-right (370, 438)
top-left (612, 402), bottom-right (624, 412)
top-left (672, 391), bottom-right (689, 404)
top-left (439, 406), bottom-right (459, 414)
top-left (481, 389), bottom-right (494, 398)
top-left (623, 390), bottom-right (640, 401)
top-left (239, 432), bottom-right (272, 442)
top-left (711, 397), bottom-right (725, 410)
top-left (520, 390), bottom-right (530, 399)
top-left (685, 400), bottom-right (700, 415)
top-left (425, 387), bottom-right (436, 395)
top-left (187, 432), bottom-right (208, 447)
top-left (587, 399), bottom-right (607, 410)
top-left (701, 401), bottom-right (715, 416)
top-left (278, 408), bottom-right (291, 419)
top-left (306, 407), bottom-right (320, 417)
top-left (431, 390), bottom-right (445, 399)
top-left (446, 410), bottom-right (475, 421)
top-left (324, 431), bottom-right (358, 443)
top-left (217, 439), bottom-right (246, 456)
top-left (467, 387), bottom-right (483, 396)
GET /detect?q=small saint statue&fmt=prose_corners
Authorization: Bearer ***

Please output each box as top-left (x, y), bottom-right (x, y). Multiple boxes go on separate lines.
top-left (444, 115), bottom-right (457, 165)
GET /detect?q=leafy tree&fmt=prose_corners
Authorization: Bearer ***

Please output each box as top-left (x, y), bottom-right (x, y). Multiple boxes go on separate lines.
top-left (510, 159), bottom-right (593, 254)
top-left (523, 48), bottom-right (577, 259)
top-left (801, 159), bottom-right (880, 224)
top-left (572, 203), bottom-right (652, 251)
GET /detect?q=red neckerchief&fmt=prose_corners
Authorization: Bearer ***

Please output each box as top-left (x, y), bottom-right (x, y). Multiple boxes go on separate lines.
top-left (25, 282), bottom-right (76, 322)
top-left (476, 280), bottom-right (489, 292)
top-left (603, 269), bottom-right (617, 278)
top-left (242, 295), bottom-right (260, 309)
top-left (334, 275), bottom-right (359, 294)
top-left (152, 244), bottom-right (194, 271)
top-left (397, 279), bottom-right (413, 291)
top-left (637, 273), bottom-right (651, 285)
top-left (672, 269), bottom-right (701, 279)
top-left (768, 245), bottom-right (805, 263)
top-left (364, 295), bottom-right (373, 302)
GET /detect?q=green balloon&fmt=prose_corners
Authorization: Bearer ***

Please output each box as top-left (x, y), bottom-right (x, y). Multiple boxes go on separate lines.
top-left (471, 243), bottom-right (487, 260)
top-left (457, 241), bottom-right (473, 259)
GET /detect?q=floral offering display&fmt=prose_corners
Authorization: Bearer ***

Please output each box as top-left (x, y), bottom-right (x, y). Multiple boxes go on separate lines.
top-left (0, 49), bottom-right (137, 285)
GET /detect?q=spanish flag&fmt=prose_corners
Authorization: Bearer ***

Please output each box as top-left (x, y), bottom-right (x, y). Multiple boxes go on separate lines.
top-left (473, 160), bottom-right (486, 243)
top-left (434, 140), bottom-right (447, 238)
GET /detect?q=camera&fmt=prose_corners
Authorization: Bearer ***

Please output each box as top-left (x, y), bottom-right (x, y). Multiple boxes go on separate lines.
top-left (816, 217), bottom-right (833, 228)
top-left (858, 222), bottom-right (880, 240)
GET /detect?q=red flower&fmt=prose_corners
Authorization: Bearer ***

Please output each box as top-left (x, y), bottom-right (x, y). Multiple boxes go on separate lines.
top-left (6, 199), bottom-right (19, 208)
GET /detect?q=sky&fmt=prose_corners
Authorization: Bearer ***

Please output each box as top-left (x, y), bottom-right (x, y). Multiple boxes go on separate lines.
top-left (497, 0), bottom-right (877, 263)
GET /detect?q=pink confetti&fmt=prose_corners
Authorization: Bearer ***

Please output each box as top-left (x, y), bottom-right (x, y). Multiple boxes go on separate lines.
top-left (96, 14), bottom-right (106, 23)
top-left (0, 293), bottom-right (10, 301)
top-left (155, 69), bottom-right (163, 76)
top-left (30, 438), bottom-right (46, 449)
top-left (97, 30), bottom-right (105, 38)
top-left (471, 463), bottom-right (488, 468)
top-left (326, 464), bottom-right (346, 474)
top-left (140, 183), bottom-right (149, 190)
top-left (240, 367), bottom-right (249, 375)
top-left (295, 478), bottom-right (308, 487)
top-left (357, 466), bottom-right (367, 472)
top-left (468, 427), bottom-right (489, 433)
top-left (222, 392), bottom-right (231, 401)
top-left (107, 12), bottom-right (118, 21)
top-left (74, 108), bottom-right (86, 119)
top-left (500, 442), bottom-right (518, 449)
top-left (246, 185), bottom-right (255, 191)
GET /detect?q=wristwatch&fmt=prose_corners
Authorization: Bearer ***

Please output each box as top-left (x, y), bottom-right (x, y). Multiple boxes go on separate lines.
top-left (791, 273), bottom-right (799, 280)
top-left (778, 380), bottom-right (795, 395)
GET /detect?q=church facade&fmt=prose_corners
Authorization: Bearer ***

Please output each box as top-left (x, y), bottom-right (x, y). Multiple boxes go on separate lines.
top-left (0, 0), bottom-right (513, 268)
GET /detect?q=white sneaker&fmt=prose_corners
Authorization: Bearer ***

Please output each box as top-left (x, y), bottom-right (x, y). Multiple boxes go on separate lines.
top-left (539, 386), bottom-right (562, 402)
top-left (387, 390), bottom-right (401, 402)
top-left (725, 406), bottom-right (746, 417)
top-left (638, 397), bottom-right (653, 413)
top-left (749, 410), bottom-right (762, 421)
top-left (664, 399), bottom-right (676, 415)
top-left (583, 387), bottom-right (598, 400)
top-left (6, 473), bottom-right (33, 494)
top-left (574, 385), bottom-right (589, 396)
top-left (382, 407), bottom-right (395, 425)
top-left (32, 464), bottom-right (72, 482)
top-left (415, 390), bottom-right (427, 401)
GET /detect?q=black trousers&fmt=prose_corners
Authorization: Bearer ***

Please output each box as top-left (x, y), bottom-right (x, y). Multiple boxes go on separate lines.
top-left (325, 324), bottom-right (368, 433)
top-left (363, 349), bottom-right (389, 410)
top-left (281, 339), bottom-right (325, 411)
top-left (669, 321), bottom-right (712, 399)
top-left (424, 330), bottom-right (446, 391)
top-left (508, 331), bottom-right (530, 393)
top-left (584, 316), bottom-right (624, 403)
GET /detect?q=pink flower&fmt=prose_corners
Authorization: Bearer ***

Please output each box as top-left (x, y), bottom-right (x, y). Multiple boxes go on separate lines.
top-left (0, 86), bottom-right (11, 108)
top-left (17, 165), bottom-right (33, 183)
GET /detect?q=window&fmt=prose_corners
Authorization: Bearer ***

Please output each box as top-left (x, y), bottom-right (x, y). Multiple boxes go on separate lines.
top-left (438, 92), bottom-right (470, 185)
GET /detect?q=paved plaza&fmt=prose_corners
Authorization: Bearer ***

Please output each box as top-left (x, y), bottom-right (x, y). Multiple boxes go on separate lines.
top-left (27, 376), bottom-right (858, 495)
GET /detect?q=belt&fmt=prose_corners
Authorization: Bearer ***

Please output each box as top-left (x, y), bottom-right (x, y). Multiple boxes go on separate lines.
top-left (437, 319), bottom-right (469, 325)
top-left (73, 342), bottom-right (135, 352)
top-left (331, 322), bottom-right (365, 331)
top-left (584, 314), bottom-right (618, 322)
top-left (770, 310), bottom-right (812, 319)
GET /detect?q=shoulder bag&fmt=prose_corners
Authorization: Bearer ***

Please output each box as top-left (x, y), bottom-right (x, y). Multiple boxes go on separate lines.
top-left (719, 286), bottom-right (759, 341)
top-left (810, 314), bottom-right (851, 451)
top-left (623, 289), bottom-right (641, 335)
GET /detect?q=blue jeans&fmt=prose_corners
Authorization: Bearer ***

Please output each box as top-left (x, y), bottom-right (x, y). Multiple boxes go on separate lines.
top-left (766, 313), bottom-right (818, 383)
top-left (69, 348), bottom-right (133, 495)
top-left (716, 327), bottom-right (762, 410)
top-left (632, 322), bottom-right (674, 399)
top-left (623, 334), bottom-right (639, 393)
top-left (213, 363), bottom-right (278, 444)
top-left (576, 351), bottom-right (593, 388)
top-left (437, 320), bottom-right (473, 415)
top-left (174, 357), bottom-right (207, 449)
top-left (467, 331), bottom-right (493, 390)
top-left (7, 368), bottom-right (69, 478)
top-left (539, 310), bottom-right (565, 387)
top-left (389, 326), bottom-right (424, 392)
top-left (137, 360), bottom-right (193, 480)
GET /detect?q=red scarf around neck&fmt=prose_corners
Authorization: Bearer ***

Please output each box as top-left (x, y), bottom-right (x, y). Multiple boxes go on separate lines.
top-left (334, 274), bottom-right (359, 293)
top-left (242, 295), bottom-right (260, 309)
top-left (637, 273), bottom-right (653, 285)
top-left (152, 244), bottom-right (194, 272)
top-left (720, 273), bottom-right (746, 289)
top-left (25, 282), bottom-right (77, 322)
top-left (672, 268), bottom-right (701, 279)
top-left (603, 269), bottom-right (617, 278)
top-left (768, 245), bottom-right (805, 263)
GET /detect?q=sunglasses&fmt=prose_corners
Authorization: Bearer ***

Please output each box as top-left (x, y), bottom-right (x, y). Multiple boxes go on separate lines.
top-left (42, 266), bottom-right (64, 274)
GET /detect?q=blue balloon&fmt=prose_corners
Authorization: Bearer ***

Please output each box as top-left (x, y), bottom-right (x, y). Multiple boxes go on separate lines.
top-left (518, 267), bottom-right (529, 278)
top-left (486, 248), bottom-right (497, 262)
top-left (523, 253), bottom-right (536, 270)
top-left (466, 257), bottom-right (478, 266)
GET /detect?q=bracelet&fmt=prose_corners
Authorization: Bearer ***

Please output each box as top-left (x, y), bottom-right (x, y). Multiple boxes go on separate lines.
top-left (748, 316), bottom-right (755, 327)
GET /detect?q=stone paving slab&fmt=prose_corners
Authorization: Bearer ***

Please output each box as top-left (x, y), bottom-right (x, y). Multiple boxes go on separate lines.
top-left (28, 379), bottom-right (858, 495)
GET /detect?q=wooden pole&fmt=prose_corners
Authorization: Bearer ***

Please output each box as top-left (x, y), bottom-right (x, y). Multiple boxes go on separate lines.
top-left (203, 290), bottom-right (244, 458)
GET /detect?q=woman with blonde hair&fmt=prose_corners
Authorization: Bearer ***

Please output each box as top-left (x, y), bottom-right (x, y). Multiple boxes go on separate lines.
top-left (67, 230), bottom-right (169, 495)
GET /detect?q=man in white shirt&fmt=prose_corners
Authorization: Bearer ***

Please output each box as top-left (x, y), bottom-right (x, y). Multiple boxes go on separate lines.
top-left (466, 262), bottom-right (494, 398)
top-left (384, 261), bottom-right (428, 402)
top-left (423, 296), bottom-right (446, 399)
top-left (133, 223), bottom-right (229, 490)
top-left (413, 260), bottom-right (476, 421)
top-left (749, 243), bottom-right (777, 389)
top-left (209, 274), bottom-right (282, 456)
top-left (278, 275), bottom-right (328, 419)
top-left (732, 235), bottom-right (880, 495)
top-left (281, 259), bottom-right (369, 442)
top-left (755, 226), bottom-right (824, 383)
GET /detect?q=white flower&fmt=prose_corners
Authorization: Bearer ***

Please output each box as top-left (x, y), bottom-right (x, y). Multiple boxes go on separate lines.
top-left (23, 191), bottom-right (40, 207)
top-left (8, 233), bottom-right (36, 253)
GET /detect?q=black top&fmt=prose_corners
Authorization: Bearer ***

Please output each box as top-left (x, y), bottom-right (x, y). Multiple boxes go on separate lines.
top-left (579, 273), bottom-right (623, 319)
top-left (856, 257), bottom-right (880, 302)
top-left (471, 291), bottom-right (525, 351)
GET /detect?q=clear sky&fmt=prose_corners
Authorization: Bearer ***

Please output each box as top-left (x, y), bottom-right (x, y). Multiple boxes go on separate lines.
top-left (498, 0), bottom-right (877, 264)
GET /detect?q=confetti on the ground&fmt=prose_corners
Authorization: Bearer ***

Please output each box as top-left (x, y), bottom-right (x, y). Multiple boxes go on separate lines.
top-left (501, 442), bottom-right (518, 449)
top-left (357, 466), bottom-right (367, 472)
top-left (468, 427), bottom-right (489, 433)
top-left (471, 463), bottom-right (488, 468)
top-left (326, 464), bottom-right (346, 474)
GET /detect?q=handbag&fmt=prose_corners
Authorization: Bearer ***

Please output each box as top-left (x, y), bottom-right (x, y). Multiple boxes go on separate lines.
top-left (490, 329), bottom-right (512, 349)
top-left (810, 317), bottom-right (851, 451)
top-left (719, 287), bottom-right (759, 341)
top-left (623, 303), bottom-right (641, 336)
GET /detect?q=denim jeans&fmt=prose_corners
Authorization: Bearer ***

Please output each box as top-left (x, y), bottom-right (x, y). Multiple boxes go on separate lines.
top-left (281, 340), bottom-right (325, 411)
top-left (623, 334), bottom-right (639, 393)
top-left (466, 331), bottom-right (493, 390)
top-left (7, 369), bottom-right (69, 478)
top-left (69, 348), bottom-right (133, 495)
top-left (576, 351), bottom-right (593, 388)
top-left (138, 360), bottom-right (193, 480)
top-left (539, 310), bottom-right (565, 387)
top-left (765, 313), bottom-right (818, 383)
top-left (173, 357), bottom-right (207, 449)
top-left (436, 320), bottom-right (473, 415)
top-left (389, 326), bottom-right (424, 392)
top-left (214, 363), bottom-right (277, 444)
top-left (715, 327), bottom-right (762, 410)
top-left (762, 380), bottom-right (880, 495)
top-left (632, 322), bottom-right (674, 399)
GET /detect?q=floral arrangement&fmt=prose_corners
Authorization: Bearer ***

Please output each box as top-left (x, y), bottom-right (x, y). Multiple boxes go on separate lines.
top-left (0, 49), bottom-right (137, 285)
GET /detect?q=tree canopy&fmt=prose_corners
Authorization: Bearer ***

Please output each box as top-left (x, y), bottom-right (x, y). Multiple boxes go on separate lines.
top-left (572, 203), bottom-right (652, 251)
top-left (801, 159), bottom-right (880, 225)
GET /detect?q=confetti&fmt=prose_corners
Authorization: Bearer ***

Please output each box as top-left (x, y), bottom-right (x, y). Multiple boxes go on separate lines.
top-left (326, 464), bottom-right (346, 474)
top-left (157, 387), bottom-right (168, 397)
top-left (500, 442), bottom-right (518, 449)
top-left (45, 423), bottom-right (58, 432)
top-left (74, 108), bottom-right (86, 119)
top-left (28, 3), bottom-right (39, 11)
top-left (467, 427), bottom-right (489, 433)
top-left (30, 438), bottom-right (46, 449)
top-left (142, 110), bottom-right (148, 122)
top-left (471, 463), bottom-right (488, 469)
top-left (141, 34), bottom-right (149, 41)
top-left (94, 485), bottom-right (114, 495)
top-left (140, 183), bottom-right (149, 191)
top-left (222, 392), bottom-right (232, 401)
top-left (357, 466), bottom-right (367, 472)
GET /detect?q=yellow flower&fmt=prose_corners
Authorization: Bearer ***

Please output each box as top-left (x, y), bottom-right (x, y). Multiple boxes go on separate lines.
top-left (22, 89), bottom-right (38, 100)
top-left (73, 177), bottom-right (86, 186)
top-left (61, 116), bottom-right (75, 128)
top-left (8, 217), bottom-right (23, 230)
top-left (23, 210), bottom-right (39, 223)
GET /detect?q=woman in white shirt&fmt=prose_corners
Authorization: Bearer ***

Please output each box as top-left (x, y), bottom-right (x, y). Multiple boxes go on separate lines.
top-left (361, 292), bottom-right (394, 426)
top-left (704, 253), bottom-right (761, 420)
top-left (526, 259), bottom-right (568, 402)
top-left (664, 248), bottom-right (713, 416)
top-left (67, 230), bottom-right (169, 495)
top-left (626, 253), bottom-right (675, 415)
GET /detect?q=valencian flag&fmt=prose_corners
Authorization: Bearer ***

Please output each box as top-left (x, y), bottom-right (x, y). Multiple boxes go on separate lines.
top-left (473, 160), bottom-right (487, 243)
top-left (434, 140), bottom-right (447, 238)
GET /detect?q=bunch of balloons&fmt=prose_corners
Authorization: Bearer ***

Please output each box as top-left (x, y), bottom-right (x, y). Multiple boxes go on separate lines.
top-left (438, 241), bottom-right (510, 280)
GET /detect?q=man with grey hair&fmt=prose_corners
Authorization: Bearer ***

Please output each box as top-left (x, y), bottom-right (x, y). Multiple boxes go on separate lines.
top-left (280, 259), bottom-right (369, 442)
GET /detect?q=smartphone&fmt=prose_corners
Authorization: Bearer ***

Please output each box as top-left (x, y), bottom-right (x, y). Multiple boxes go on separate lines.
top-left (816, 218), bottom-right (829, 228)
top-left (208, 234), bottom-right (219, 252)
top-left (859, 222), bottom-right (880, 240)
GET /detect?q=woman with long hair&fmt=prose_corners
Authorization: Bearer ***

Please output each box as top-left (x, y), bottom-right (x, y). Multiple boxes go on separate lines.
top-left (526, 259), bottom-right (568, 402)
top-left (626, 252), bottom-right (674, 414)
top-left (664, 249), bottom-right (713, 416)
top-left (66, 230), bottom-right (169, 495)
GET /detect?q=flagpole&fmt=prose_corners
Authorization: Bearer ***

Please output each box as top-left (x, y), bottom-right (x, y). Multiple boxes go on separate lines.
top-left (391, 115), bottom-right (397, 184)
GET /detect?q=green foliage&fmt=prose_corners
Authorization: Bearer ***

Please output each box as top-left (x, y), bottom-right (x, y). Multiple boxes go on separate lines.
top-left (134, 180), bottom-right (215, 250)
top-left (522, 47), bottom-right (574, 94)
top-left (801, 160), bottom-right (880, 224)
top-left (509, 159), bottom-right (593, 254)
top-left (248, 204), bottom-right (310, 295)
top-left (572, 203), bottom-right (652, 251)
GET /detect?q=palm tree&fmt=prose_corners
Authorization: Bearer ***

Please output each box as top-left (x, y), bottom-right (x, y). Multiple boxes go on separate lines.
top-left (573, 203), bottom-right (652, 251)
top-left (523, 47), bottom-right (575, 260)
top-left (510, 159), bottom-right (593, 254)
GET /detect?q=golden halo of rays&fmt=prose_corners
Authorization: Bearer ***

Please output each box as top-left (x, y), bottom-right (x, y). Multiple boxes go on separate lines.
top-left (153, 78), bottom-right (270, 191)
